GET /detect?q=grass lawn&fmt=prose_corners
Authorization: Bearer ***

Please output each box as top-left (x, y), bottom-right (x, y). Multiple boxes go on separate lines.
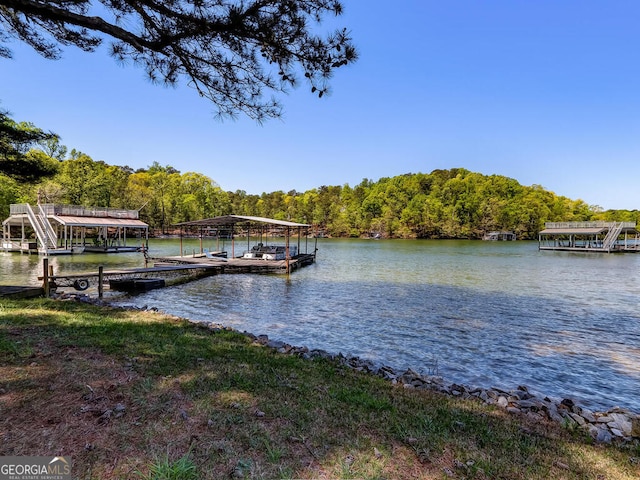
top-left (1, 298), bottom-right (639, 479)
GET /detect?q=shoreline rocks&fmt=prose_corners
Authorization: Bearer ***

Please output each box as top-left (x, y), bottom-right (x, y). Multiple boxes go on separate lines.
top-left (57, 294), bottom-right (639, 445)
top-left (245, 330), bottom-right (640, 445)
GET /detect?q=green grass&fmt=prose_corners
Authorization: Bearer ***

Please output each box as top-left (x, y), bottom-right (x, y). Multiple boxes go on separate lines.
top-left (136, 454), bottom-right (198, 480)
top-left (1, 298), bottom-right (639, 479)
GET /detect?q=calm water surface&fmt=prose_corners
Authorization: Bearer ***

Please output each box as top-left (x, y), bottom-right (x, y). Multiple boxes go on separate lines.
top-left (2, 238), bottom-right (639, 412)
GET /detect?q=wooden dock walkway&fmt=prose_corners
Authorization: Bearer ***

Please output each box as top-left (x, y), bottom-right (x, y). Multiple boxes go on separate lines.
top-left (35, 253), bottom-right (316, 293)
top-left (44, 263), bottom-right (217, 290)
top-left (152, 253), bottom-right (315, 273)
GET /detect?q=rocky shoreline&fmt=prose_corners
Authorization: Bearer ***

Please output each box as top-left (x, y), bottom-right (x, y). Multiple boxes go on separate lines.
top-left (65, 293), bottom-right (640, 445)
top-left (240, 331), bottom-right (640, 445)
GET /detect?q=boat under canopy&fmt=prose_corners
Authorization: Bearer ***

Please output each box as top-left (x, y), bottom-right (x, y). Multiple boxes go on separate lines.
top-left (173, 215), bottom-right (314, 266)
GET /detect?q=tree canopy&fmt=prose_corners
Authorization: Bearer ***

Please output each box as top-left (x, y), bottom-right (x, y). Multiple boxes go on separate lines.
top-left (0, 0), bottom-right (358, 121)
top-left (0, 109), bottom-right (59, 181)
top-left (3, 140), bottom-right (638, 239)
top-left (2, 111), bottom-right (637, 237)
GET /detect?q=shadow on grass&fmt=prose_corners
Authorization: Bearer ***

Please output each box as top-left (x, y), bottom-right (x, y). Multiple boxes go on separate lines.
top-left (1, 299), bottom-right (639, 479)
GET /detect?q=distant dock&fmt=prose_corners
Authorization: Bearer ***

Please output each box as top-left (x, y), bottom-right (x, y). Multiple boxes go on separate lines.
top-left (538, 222), bottom-right (640, 253)
top-left (482, 231), bottom-right (516, 241)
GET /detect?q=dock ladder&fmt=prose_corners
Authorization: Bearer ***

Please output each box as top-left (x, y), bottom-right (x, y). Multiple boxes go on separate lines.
top-left (601, 222), bottom-right (624, 252)
top-left (24, 203), bottom-right (58, 252)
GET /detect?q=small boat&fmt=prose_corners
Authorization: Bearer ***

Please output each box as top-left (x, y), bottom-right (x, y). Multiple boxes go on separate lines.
top-left (243, 243), bottom-right (298, 260)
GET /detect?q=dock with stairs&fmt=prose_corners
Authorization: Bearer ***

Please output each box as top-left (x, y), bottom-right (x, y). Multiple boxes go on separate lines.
top-left (538, 221), bottom-right (640, 253)
top-left (2, 203), bottom-right (148, 255)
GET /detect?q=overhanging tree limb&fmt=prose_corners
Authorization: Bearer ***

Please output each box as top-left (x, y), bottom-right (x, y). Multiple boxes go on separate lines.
top-left (0, 0), bottom-right (149, 51)
top-left (0, 0), bottom-right (358, 121)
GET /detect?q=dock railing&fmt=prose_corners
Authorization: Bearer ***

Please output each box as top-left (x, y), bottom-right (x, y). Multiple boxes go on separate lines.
top-left (544, 221), bottom-right (636, 229)
top-left (11, 203), bottom-right (140, 220)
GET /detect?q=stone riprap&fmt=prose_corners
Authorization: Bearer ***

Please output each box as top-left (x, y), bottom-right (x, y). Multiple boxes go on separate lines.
top-left (55, 295), bottom-right (640, 445)
top-left (242, 331), bottom-right (640, 445)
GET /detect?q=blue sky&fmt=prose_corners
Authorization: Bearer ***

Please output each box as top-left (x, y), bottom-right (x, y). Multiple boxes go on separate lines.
top-left (2, 0), bottom-right (640, 210)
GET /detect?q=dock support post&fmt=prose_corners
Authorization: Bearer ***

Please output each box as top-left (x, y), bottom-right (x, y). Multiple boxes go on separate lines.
top-left (285, 227), bottom-right (291, 275)
top-left (42, 258), bottom-right (49, 298)
top-left (231, 231), bottom-right (235, 258)
top-left (98, 266), bottom-right (104, 298)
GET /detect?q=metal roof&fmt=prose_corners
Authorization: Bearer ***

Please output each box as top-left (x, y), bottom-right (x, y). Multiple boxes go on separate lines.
top-left (539, 227), bottom-right (607, 235)
top-left (539, 226), bottom-right (638, 235)
top-left (3, 214), bottom-right (148, 229)
top-left (51, 215), bottom-right (148, 228)
top-left (174, 215), bottom-right (310, 228)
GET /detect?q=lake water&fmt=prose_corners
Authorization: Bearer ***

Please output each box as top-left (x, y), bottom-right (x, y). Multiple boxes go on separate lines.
top-left (2, 238), bottom-right (640, 413)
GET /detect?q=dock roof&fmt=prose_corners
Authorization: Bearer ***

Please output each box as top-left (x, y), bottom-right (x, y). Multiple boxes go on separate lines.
top-left (174, 215), bottom-right (310, 228)
top-left (51, 215), bottom-right (148, 229)
top-left (538, 227), bottom-right (607, 235)
top-left (539, 221), bottom-right (638, 235)
top-left (3, 203), bottom-right (148, 229)
top-left (2, 213), bottom-right (148, 229)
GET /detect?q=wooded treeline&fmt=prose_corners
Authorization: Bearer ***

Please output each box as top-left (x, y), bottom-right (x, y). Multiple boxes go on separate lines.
top-left (2, 148), bottom-right (639, 239)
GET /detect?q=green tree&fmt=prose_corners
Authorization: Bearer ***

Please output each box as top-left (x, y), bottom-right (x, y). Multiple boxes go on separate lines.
top-left (0, 0), bottom-right (357, 122)
top-left (227, 189), bottom-right (260, 217)
top-left (0, 110), bottom-right (59, 181)
top-left (55, 155), bottom-right (113, 206)
top-left (512, 186), bottom-right (553, 238)
top-left (174, 172), bottom-right (227, 222)
top-left (103, 165), bottom-right (133, 209)
top-left (313, 185), bottom-right (342, 232)
top-left (125, 171), bottom-right (153, 220)
top-left (35, 180), bottom-right (64, 204)
top-left (296, 189), bottom-right (318, 226)
top-left (401, 193), bottom-right (429, 237)
top-left (38, 136), bottom-right (67, 161)
top-left (148, 167), bottom-right (181, 232)
top-left (0, 172), bottom-right (18, 217)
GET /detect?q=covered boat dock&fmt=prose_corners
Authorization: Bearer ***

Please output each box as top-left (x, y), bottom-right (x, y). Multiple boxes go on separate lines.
top-left (538, 221), bottom-right (640, 253)
top-left (2, 203), bottom-right (149, 255)
top-left (156, 215), bottom-right (317, 274)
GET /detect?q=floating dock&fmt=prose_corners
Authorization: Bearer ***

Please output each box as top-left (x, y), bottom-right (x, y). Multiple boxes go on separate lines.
top-left (37, 253), bottom-right (316, 294)
top-left (152, 253), bottom-right (316, 273)
top-left (538, 221), bottom-right (640, 253)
